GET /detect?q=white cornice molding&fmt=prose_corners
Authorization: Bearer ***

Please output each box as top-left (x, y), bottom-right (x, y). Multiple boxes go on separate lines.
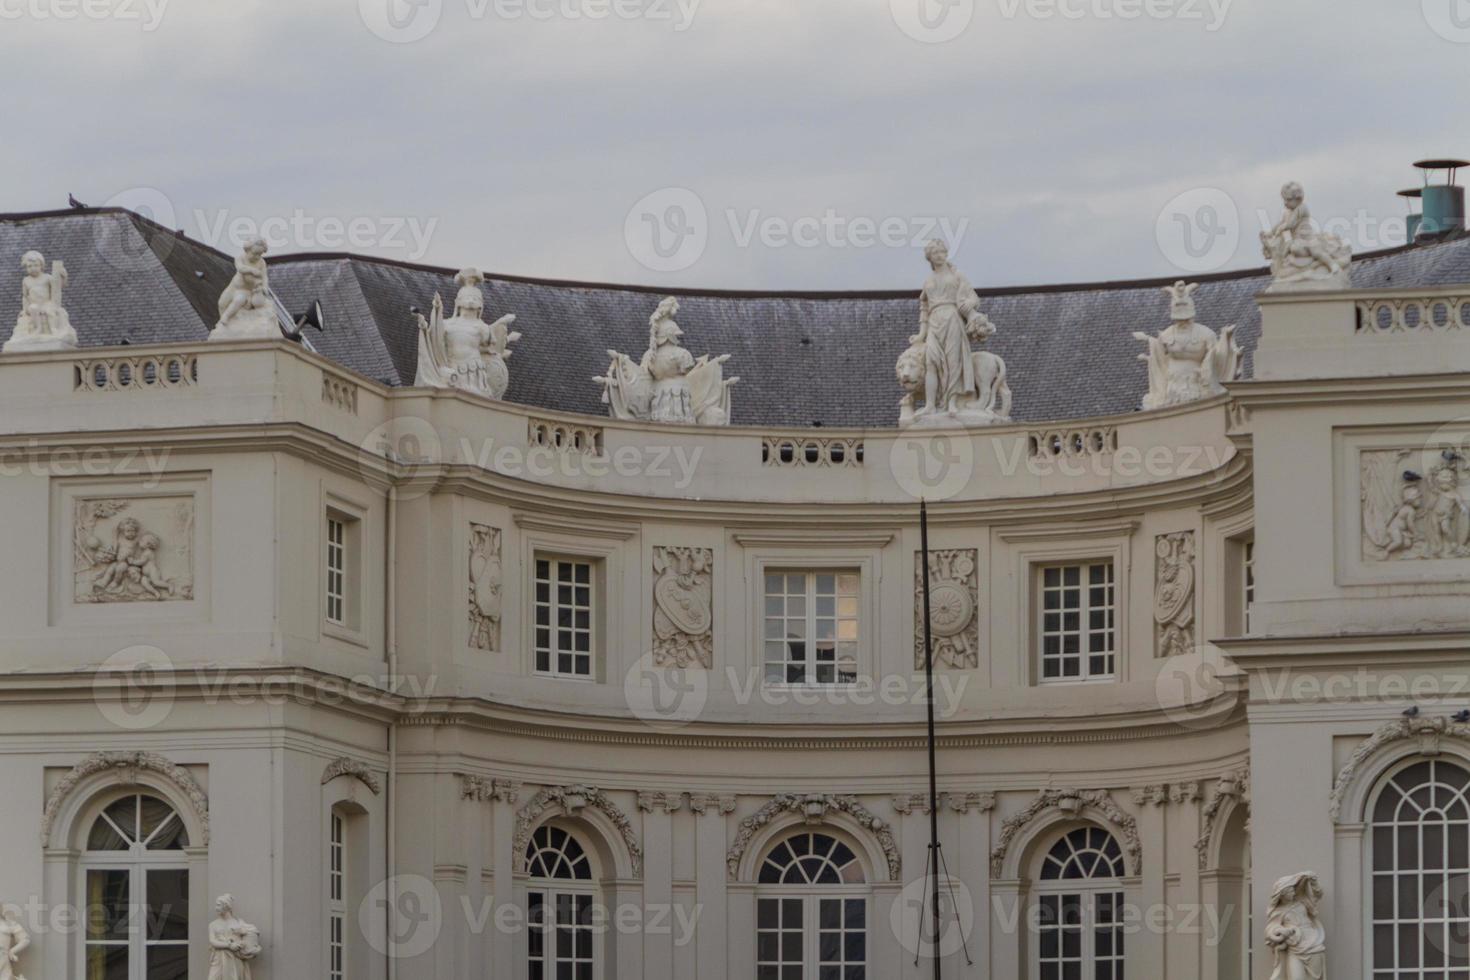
top-left (512, 510), bottom-right (640, 540)
top-left (995, 518), bottom-right (1141, 543)
top-left (729, 529), bottom-right (895, 547)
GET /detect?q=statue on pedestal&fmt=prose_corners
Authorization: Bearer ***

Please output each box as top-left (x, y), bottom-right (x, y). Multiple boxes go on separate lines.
top-left (897, 239), bottom-right (1012, 428)
top-left (595, 297), bottom-right (737, 425)
top-left (1261, 182), bottom-right (1352, 291)
top-left (1265, 872), bottom-right (1326, 980)
top-left (211, 239), bottom-right (279, 340)
top-left (5, 250), bottom-right (78, 352)
top-left (414, 268), bottom-right (520, 400)
top-left (1133, 280), bottom-right (1242, 410)
top-left (207, 894), bottom-right (260, 980)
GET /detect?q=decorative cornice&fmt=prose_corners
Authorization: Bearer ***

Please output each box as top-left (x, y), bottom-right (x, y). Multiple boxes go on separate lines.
top-left (990, 789), bottom-right (1141, 879)
top-left (727, 794), bottom-right (900, 881)
top-left (729, 529), bottom-right (895, 547)
top-left (459, 774), bottom-right (521, 804)
top-left (514, 785), bottom-right (643, 878)
top-left (513, 511), bottom-right (640, 540)
top-left (637, 791), bottom-right (684, 814)
top-left (321, 757), bottom-right (381, 795)
top-left (995, 518), bottom-right (1141, 544)
top-left (892, 791), bottom-right (995, 815)
top-left (687, 793), bottom-right (736, 816)
top-left (41, 751), bottom-right (209, 846)
top-left (1330, 715), bottom-right (1470, 821)
top-left (1196, 769), bottom-right (1249, 870)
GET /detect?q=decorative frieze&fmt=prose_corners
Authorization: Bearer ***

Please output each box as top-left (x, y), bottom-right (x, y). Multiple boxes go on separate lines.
top-left (652, 546), bottom-right (714, 668)
top-left (1361, 447), bottom-right (1470, 561)
top-left (73, 497), bottom-right (195, 603)
top-left (459, 775), bottom-right (520, 804)
top-left (468, 523), bottom-right (503, 652)
top-left (893, 791), bottom-right (995, 815)
top-left (761, 436), bottom-right (864, 468)
top-left (321, 757), bottom-right (381, 795)
top-left (990, 789), bottom-right (1141, 879)
top-left (1153, 531), bottom-right (1196, 658)
top-left (514, 786), bottom-right (642, 877)
top-left (727, 794), bottom-right (900, 881)
top-left (914, 548), bottom-right (979, 669)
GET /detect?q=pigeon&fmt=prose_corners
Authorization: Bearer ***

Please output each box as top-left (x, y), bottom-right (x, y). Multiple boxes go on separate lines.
top-left (68, 193), bottom-right (87, 209)
top-left (1453, 709), bottom-right (1470, 724)
top-left (1403, 705), bottom-right (1421, 718)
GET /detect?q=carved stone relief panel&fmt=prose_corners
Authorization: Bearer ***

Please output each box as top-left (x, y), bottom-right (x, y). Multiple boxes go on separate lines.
top-left (468, 523), bottom-right (503, 651)
top-left (73, 496), bottom-right (195, 603)
top-left (652, 546), bottom-right (713, 668)
top-left (1361, 447), bottom-right (1470, 562)
top-left (1153, 531), bottom-right (1195, 657)
top-left (914, 549), bottom-right (979, 669)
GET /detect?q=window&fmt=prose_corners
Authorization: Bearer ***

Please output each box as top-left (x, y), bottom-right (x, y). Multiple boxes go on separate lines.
top-left (756, 831), bottom-right (867, 980)
top-left (1039, 562), bottom-right (1116, 682)
top-left (1243, 539), bottom-right (1256, 632)
top-left (526, 826), bottom-right (596, 980)
top-left (328, 811), bottom-right (346, 980)
top-left (763, 571), bottom-right (860, 685)
top-left (326, 517), bottom-right (347, 626)
top-left (1370, 759), bottom-right (1470, 978)
top-left (82, 793), bottom-right (191, 980)
top-left (1036, 827), bottom-right (1126, 980)
top-left (534, 558), bottom-right (594, 678)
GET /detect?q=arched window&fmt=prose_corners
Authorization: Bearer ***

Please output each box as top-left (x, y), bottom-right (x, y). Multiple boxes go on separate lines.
top-left (82, 793), bottom-right (191, 979)
top-left (526, 825), bottom-right (596, 980)
top-left (1036, 827), bottom-right (1126, 980)
top-left (756, 831), bottom-right (867, 979)
top-left (1370, 758), bottom-right (1470, 977)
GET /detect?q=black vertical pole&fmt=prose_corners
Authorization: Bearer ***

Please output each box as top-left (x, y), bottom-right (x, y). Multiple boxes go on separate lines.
top-left (920, 499), bottom-right (943, 980)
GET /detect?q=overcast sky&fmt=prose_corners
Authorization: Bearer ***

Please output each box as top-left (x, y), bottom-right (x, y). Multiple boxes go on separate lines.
top-left (1, 0), bottom-right (1465, 290)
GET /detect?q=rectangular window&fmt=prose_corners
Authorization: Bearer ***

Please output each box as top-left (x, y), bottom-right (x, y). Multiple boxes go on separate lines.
top-left (1039, 562), bottom-right (1116, 682)
top-left (1243, 539), bottom-right (1256, 633)
top-left (329, 811), bottom-right (345, 980)
top-left (326, 517), bottom-right (347, 626)
top-left (534, 558), bottom-right (594, 678)
top-left (763, 570), bottom-right (860, 685)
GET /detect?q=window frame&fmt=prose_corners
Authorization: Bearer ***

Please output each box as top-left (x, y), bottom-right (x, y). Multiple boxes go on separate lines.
top-left (1035, 560), bottom-right (1119, 685)
top-left (755, 830), bottom-right (871, 980)
top-left (321, 497), bottom-right (366, 642)
top-left (525, 825), bottom-right (601, 980)
top-left (1032, 827), bottom-right (1128, 980)
top-left (761, 568), bottom-right (863, 688)
top-left (328, 810), bottom-right (346, 980)
top-left (532, 555), bottom-right (599, 681)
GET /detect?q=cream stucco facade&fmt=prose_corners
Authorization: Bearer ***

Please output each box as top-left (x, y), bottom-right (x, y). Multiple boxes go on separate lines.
top-left (2, 277), bottom-right (1470, 980)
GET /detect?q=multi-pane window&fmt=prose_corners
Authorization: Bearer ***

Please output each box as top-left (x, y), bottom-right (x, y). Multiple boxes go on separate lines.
top-left (1370, 759), bottom-right (1470, 978)
top-left (1039, 562), bottom-right (1116, 682)
top-left (1243, 539), bottom-right (1256, 632)
top-left (757, 832), bottom-right (867, 980)
top-left (526, 826), bottom-right (595, 980)
top-left (328, 811), bottom-right (346, 980)
top-left (535, 559), bottom-right (594, 678)
top-left (326, 517), bottom-right (347, 626)
top-left (82, 794), bottom-right (191, 980)
top-left (1037, 827), bottom-right (1127, 980)
top-left (763, 571), bottom-right (860, 685)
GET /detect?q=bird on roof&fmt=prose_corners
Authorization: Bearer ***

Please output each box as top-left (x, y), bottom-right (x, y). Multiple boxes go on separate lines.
top-left (68, 193), bottom-right (87, 209)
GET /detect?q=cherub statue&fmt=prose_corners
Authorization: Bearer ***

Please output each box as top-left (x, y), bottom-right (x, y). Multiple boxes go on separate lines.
top-left (207, 894), bottom-right (261, 980)
top-left (212, 239), bottom-right (279, 340)
top-left (594, 297), bottom-right (738, 425)
top-left (1264, 872), bottom-right (1326, 980)
top-left (896, 239), bottom-right (1012, 428)
top-left (0, 905), bottom-right (29, 980)
top-left (1363, 451), bottom-right (1470, 561)
top-left (1260, 182), bottom-right (1352, 291)
top-left (5, 249), bottom-right (78, 352)
top-left (414, 268), bottom-right (520, 400)
top-left (93, 516), bottom-right (146, 594)
top-left (1133, 281), bottom-right (1242, 410)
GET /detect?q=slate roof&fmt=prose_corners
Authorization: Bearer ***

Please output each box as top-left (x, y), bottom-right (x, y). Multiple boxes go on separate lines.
top-left (4, 206), bottom-right (1469, 428)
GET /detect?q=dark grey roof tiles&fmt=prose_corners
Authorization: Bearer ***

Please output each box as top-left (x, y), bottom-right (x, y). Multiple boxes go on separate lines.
top-left (4, 207), bottom-right (1468, 427)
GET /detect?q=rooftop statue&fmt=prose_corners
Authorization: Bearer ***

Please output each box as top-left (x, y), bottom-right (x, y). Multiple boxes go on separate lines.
top-left (897, 239), bottom-right (1012, 428)
top-left (1133, 280), bottom-right (1242, 410)
top-left (1264, 871), bottom-right (1326, 980)
top-left (594, 297), bottom-right (738, 425)
top-left (414, 268), bottom-right (520, 400)
top-left (211, 238), bottom-right (279, 340)
top-left (5, 249), bottom-right (78, 352)
top-left (1261, 181), bottom-right (1352, 291)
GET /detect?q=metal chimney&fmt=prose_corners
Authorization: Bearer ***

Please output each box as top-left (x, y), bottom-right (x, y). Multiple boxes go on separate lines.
top-left (1412, 158), bottom-right (1468, 238)
top-left (1397, 186), bottom-right (1423, 243)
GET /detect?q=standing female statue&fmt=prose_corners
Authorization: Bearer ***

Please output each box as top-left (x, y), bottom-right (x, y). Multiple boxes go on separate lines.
top-left (207, 894), bottom-right (261, 980)
top-left (1265, 872), bottom-right (1326, 980)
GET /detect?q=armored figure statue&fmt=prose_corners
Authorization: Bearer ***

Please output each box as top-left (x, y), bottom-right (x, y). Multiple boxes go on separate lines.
top-left (595, 297), bottom-right (737, 425)
top-left (1133, 280), bottom-right (1242, 410)
top-left (1260, 181), bottom-right (1352, 291)
top-left (896, 239), bottom-right (1012, 428)
top-left (5, 249), bottom-right (78, 352)
top-left (212, 238), bottom-right (280, 340)
top-left (1265, 872), bottom-right (1326, 980)
top-left (414, 268), bottom-right (520, 400)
